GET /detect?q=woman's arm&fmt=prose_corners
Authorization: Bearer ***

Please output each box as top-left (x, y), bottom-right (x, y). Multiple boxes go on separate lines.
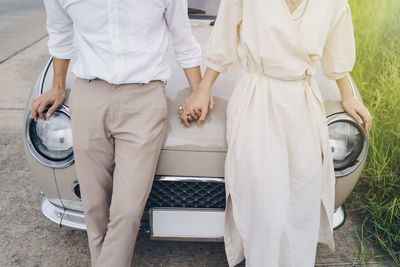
top-left (336, 75), bottom-right (372, 132)
top-left (199, 68), bottom-right (221, 94)
top-left (320, 3), bottom-right (372, 132)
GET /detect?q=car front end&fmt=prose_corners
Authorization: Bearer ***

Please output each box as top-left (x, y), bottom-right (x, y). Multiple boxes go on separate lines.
top-left (23, 11), bottom-right (368, 241)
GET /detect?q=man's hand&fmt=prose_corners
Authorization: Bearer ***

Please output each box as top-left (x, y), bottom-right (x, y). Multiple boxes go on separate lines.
top-left (30, 88), bottom-right (66, 122)
top-left (179, 90), bottom-right (214, 127)
top-left (30, 57), bottom-right (70, 122)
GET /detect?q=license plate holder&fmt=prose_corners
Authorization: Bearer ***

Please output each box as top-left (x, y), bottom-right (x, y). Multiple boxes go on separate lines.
top-left (150, 208), bottom-right (225, 242)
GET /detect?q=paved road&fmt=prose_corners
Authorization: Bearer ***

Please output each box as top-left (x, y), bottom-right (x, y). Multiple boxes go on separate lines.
top-left (0, 2), bottom-right (396, 267)
top-left (0, 0), bottom-right (47, 63)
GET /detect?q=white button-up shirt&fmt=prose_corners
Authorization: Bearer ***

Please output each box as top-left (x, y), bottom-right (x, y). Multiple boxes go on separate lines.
top-left (43, 0), bottom-right (202, 84)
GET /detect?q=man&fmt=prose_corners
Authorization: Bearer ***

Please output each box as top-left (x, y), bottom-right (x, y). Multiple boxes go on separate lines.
top-left (31, 1), bottom-right (203, 266)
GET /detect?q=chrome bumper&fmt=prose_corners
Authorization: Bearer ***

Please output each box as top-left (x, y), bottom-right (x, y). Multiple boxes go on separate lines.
top-left (39, 195), bottom-right (225, 240)
top-left (40, 195), bottom-right (346, 236)
top-left (40, 196), bottom-right (86, 230)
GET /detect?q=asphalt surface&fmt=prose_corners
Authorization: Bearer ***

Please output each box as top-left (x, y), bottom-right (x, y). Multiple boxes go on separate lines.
top-left (0, 1), bottom-right (396, 267)
top-left (0, 0), bottom-right (47, 63)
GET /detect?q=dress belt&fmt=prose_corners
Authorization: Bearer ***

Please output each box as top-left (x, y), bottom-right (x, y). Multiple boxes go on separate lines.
top-left (243, 63), bottom-right (323, 107)
top-left (302, 66), bottom-right (324, 107)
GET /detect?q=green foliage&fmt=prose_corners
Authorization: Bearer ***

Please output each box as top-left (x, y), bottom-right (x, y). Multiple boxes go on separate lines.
top-left (348, 0), bottom-right (400, 263)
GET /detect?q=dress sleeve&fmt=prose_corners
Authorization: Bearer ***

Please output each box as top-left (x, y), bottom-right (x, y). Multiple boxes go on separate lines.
top-left (320, 2), bottom-right (356, 80)
top-left (43, 0), bottom-right (75, 59)
top-left (206, 0), bottom-right (242, 73)
top-left (165, 0), bottom-right (202, 69)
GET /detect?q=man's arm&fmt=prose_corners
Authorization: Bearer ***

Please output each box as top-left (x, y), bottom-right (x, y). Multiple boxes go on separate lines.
top-left (183, 66), bottom-right (202, 93)
top-left (31, 0), bottom-right (74, 122)
top-left (179, 66), bottom-right (205, 126)
top-left (31, 58), bottom-right (70, 121)
top-left (164, 0), bottom-right (206, 126)
top-left (164, 0), bottom-right (202, 89)
top-left (44, 0), bottom-right (75, 59)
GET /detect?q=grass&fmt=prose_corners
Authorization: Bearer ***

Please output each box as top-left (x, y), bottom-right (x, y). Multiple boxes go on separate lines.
top-left (347, 0), bottom-right (400, 264)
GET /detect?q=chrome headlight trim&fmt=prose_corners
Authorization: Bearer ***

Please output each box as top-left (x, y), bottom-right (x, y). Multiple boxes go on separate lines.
top-left (39, 57), bottom-right (53, 95)
top-left (25, 104), bottom-right (74, 168)
top-left (327, 113), bottom-right (368, 177)
top-left (347, 73), bottom-right (358, 100)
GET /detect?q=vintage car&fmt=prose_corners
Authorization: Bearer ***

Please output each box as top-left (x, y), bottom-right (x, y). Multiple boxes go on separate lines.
top-left (23, 1), bottom-right (368, 241)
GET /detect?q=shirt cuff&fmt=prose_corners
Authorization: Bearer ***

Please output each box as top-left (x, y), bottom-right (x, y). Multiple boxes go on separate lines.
top-left (176, 47), bottom-right (202, 69)
top-left (324, 71), bottom-right (349, 80)
top-left (206, 60), bottom-right (229, 73)
top-left (178, 56), bottom-right (202, 69)
top-left (48, 45), bottom-right (75, 60)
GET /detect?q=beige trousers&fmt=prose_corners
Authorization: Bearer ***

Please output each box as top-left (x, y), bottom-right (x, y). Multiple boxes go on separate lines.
top-left (69, 78), bottom-right (168, 267)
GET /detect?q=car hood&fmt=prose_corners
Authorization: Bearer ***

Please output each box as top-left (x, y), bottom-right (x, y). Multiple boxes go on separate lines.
top-left (161, 20), bottom-right (346, 152)
top-left (42, 20), bottom-right (348, 153)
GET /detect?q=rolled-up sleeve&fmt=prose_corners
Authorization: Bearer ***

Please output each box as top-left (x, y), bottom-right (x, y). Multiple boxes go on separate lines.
top-left (43, 0), bottom-right (75, 59)
top-left (164, 0), bottom-right (202, 69)
top-left (206, 0), bottom-right (242, 73)
top-left (321, 2), bottom-right (356, 80)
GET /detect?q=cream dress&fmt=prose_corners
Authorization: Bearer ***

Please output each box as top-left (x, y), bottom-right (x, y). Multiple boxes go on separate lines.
top-left (205, 0), bottom-right (356, 266)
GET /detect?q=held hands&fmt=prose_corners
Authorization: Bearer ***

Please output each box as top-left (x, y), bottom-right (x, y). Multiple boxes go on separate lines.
top-left (178, 88), bottom-right (214, 127)
top-left (30, 87), bottom-right (65, 122)
top-left (179, 67), bottom-right (220, 127)
top-left (341, 96), bottom-right (372, 132)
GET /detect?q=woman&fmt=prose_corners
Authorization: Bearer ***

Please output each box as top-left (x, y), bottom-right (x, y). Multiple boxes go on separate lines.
top-left (179, 0), bottom-right (372, 266)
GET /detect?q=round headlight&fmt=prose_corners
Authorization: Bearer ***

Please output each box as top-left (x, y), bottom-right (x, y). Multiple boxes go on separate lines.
top-left (328, 121), bottom-right (363, 171)
top-left (29, 109), bottom-right (73, 162)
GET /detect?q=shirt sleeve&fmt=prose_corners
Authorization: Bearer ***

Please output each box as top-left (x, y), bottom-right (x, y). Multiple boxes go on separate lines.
top-left (164, 0), bottom-right (202, 69)
top-left (43, 0), bottom-right (75, 59)
top-left (320, 2), bottom-right (356, 80)
top-left (205, 0), bottom-right (242, 73)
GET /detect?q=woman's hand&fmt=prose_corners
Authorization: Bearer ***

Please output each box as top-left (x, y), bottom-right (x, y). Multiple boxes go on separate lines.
top-left (178, 89), bottom-right (214, 127)
top-left (341, 96), bottom-right (372, 132)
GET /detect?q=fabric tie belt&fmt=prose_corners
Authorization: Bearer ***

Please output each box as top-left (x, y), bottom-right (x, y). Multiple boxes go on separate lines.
top-left (243, 63), bottom-right (323, 107)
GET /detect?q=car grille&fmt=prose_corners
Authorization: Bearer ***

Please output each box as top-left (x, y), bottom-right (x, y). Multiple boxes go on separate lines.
top-left (144, 178), bottom-right (226, 212)
top-left (72, 177), bottom-right (226, 211)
